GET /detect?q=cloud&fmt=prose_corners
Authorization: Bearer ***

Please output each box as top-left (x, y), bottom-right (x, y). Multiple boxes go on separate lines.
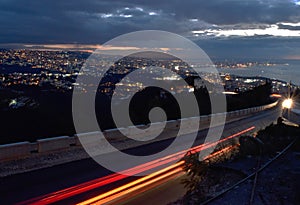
top-left (195, 37), bottom-right (300, 59)
top-left (192, 24), bottom-right (300, 38)
top-left (97, 6), bottom-right (160, 19)
top-left (0, 0), bottom-right (300, 44)
top-left (127, 0), bottom-right (300, 24)
top-left (0, 0), bottom-right (300, 59)
top-left (0, 0), bottom-right (172, 43)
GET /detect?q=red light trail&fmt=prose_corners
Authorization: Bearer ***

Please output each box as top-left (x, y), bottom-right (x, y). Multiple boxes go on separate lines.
top-left (19, 126), bottom-right (255, 205)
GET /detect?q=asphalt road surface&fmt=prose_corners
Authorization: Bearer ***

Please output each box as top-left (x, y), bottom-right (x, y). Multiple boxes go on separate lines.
top-left (0, 106), bottom-right (281, 204)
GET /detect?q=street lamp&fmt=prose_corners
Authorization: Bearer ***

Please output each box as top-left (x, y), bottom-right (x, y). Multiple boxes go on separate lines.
top-left (282, 98), bottom-right (293, 109)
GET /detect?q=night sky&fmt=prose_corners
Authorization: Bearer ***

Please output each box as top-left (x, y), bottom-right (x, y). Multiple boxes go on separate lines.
top-left (1, 0), bottom-right (300, 59)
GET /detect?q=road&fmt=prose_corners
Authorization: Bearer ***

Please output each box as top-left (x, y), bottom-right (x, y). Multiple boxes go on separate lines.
top-left (0, 106), bottom-right (281, 205)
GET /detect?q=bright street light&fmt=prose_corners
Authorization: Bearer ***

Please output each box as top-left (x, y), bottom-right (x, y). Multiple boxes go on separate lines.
top-left (282, 98), bottom-right (293, 109)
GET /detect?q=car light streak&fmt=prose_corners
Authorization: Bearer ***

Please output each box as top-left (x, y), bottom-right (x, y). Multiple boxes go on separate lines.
top-left (20, 126), bottom-right (255, 205)
top-left (77, 162), bottom-right (184, 205)
top-left (203, 145), bottom-right (237, 160)
top-left (84, 168), bottom-right (184, 205)
top-left (78, 144), bottom-right (244, 204)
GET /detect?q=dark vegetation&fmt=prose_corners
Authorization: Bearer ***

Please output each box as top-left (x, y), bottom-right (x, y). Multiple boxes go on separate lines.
top-left (0, 77), bottom-right (273, 144)
top-left (179, 122), bottom-right (300, 204)
top-left (226, 79), bottom-right (273, 111)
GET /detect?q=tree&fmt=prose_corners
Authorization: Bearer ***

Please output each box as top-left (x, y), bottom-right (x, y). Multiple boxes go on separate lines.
top-left (181, 152), bottom-right (209, 195)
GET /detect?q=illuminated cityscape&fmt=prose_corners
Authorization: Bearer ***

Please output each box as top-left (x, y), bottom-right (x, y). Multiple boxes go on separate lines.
top-left (0, 49), bottom-right (295, 97)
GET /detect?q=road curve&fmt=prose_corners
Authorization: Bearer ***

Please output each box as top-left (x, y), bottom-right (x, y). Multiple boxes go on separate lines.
top-left (0, 106), bottom-right (281, 204)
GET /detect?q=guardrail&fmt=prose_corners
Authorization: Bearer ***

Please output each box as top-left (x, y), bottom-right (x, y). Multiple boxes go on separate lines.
top-left (282, 108), bottom-right (300, 125)
top-left (0, 101), bottom-right (279, 161)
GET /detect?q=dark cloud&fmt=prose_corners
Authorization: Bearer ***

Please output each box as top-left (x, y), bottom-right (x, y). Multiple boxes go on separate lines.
top-left (196, 36), bottom-right (300, 59)
top-left (277, 23), bottom-right (300, 30)
top-left (0, 0), bottom-right (300, 43)
top-left (127, 0), bottom-right (300, 24)
top-left (0, 0), bottom-right (300, 59)
top-left (0, 0), bottom-right (181, 43)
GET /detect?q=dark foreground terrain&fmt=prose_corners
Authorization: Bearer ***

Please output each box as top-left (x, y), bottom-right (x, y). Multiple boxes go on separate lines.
top-left (173, 121), bottom-right (300, 205)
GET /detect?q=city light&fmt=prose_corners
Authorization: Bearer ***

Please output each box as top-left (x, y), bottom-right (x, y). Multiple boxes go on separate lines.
top-left (282, 98), bottom-right (293, 109)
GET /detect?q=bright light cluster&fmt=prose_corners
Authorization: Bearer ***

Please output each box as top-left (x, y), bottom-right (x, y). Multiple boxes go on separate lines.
top-left (282, 98), bottom-right (293, 109)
